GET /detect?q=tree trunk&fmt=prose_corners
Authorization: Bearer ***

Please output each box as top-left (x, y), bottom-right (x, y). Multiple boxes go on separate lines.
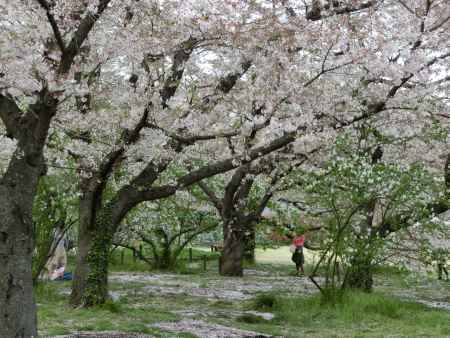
top-left (71, 206), bottom-right (114, 307)
top-left (0, 105), bottom-right (53, 336)
top-left (0, 149), bottom-right (46, 337)
top-left (153, 246), bottom-right (172, 270)
top-left (70, 224), bottom-right (94, 306)
top-left (0, 188), bottom-right (37, 338)
top-left (219, 222), bottom-right (244, 276)
top-left (81, 225), bottom-right (113, 306)
top-left (72, 225), bottom-right (113, 306)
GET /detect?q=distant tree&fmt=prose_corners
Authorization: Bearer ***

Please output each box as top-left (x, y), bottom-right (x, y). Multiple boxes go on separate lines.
top-left (295, 132), bottom-right (444, 299)
top-left (114, 193), bottom-right (218, 270)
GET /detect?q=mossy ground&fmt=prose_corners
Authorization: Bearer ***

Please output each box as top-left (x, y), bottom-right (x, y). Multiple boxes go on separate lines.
top-left (37, 247), bottom-right (450, 337)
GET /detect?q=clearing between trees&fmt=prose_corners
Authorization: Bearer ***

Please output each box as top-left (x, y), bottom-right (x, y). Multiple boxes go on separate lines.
top-left (37, 249), bottom-right (450, 338)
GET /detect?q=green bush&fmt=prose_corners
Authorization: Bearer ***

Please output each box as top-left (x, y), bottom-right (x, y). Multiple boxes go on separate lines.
top-left (251, 293), bottom-right (278, 310)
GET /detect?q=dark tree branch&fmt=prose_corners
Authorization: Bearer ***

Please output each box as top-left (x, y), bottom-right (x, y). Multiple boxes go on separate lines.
top-left (80, 103), bottom-right (152, 229)
top-left (35, 0), bottom-right (66, 53)
top-left (138, 232), bottom-right (160, 261)
top-left (83, 37), bottom-right (202, 214)
top-left (58, 0), bottom-right (113, 74)
top-left (125, 131), bottom-right (296, 210)
top-left (252, 157), bottom-right (307, 220)
top-left (109, 159), bottom-right (172, 226)
top-left (429, 13), bottom-right (450, 32)
top-left (199, 60), bottom-right (252, 112)
top-left (176, 222), bottom-right (218, 256)
top-left (178, 131), bottom-right (297, 188)
top-left (396, 0), bottom-right (416, 16)
top-left (234, 176), bottom-right (255, 206)
top-left (303, 58), bottom-right (353, 88)
top-left (307, 0), bottom-right (378, 21)
top-left (223, 165), bottom-right (250, 212)
top-left (0, 93), bottom-right (22, 139)
top-left (160, 37), bottom-right (198, 108)
top-left (112, 241), bottom-right (153, 265)
top-left (146, 121), bottom-right (237, 148)
top-left (197, 181), bottom-right (222, 210)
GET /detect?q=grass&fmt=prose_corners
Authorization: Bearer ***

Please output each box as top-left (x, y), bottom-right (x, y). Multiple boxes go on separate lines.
top-left (251, 293), bottom-right (278, 310)
top-left (37, 281), bottom-right (178, 337)
top-left (246, 291), bottom-right (450, 338)
top-left (237, 313), bottom-right (269, 324)
top-left (37, 248), bottom-right (450, 338)
top-left (255, 245), bottom-right (318, 265)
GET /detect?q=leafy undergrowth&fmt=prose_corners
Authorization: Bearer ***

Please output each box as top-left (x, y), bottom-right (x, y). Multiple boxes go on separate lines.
top-left (37, 254), bottom-right (450, 338)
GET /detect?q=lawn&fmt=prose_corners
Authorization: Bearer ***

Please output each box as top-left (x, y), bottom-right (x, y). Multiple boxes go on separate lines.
top-left (37, 247), bottom-right (450, 338)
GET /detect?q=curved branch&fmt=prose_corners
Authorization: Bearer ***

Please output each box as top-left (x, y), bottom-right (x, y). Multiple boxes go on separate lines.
top-left (35, 0), bottom-right (66, 53)
top-left (197, 181), bottom-right (222, 211)
top-left (58, 0), bottom-right (113, 74)
top-left (0, 93), bottom-right (22, 139)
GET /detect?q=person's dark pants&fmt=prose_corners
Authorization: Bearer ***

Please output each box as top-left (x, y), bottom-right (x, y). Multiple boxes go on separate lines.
top-left (292, 248), bottom-right (305, 274)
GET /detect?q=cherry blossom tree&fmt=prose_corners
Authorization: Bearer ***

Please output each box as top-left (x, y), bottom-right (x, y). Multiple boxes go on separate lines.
top-left (63, 0), bottom-right (392, 306)
top-left (295, 133), bottom-right (440, 294)
top-left (113, 191), bottom-right (219, 270)
top-left (0, 0), bottom-right (448, 332)
top-left (196, 156), bottom-right (306, 276)
top-left (0, 0), bottom-right (129, 335)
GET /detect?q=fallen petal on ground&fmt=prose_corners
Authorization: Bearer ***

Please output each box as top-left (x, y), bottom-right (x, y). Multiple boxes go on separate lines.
top-left (53, 331), bottom-right (155, 338)
top-left (152, 319), bottom-right (276, 338)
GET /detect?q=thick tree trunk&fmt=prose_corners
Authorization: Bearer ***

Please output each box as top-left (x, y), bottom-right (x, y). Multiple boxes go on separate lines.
top-left (71, 226), bottom-right (113, 306)
top-left (81, 226), bottom-right (113, 306)
top-left (70, 188), bottom-right (96, 306)
top-left (71, 207), bottom-right (114, 307)
top-left (0, 147), bottom-right (47, 337)
top-left (0, 187), bottom-right (37, 338)
top-left (0, 105), bottom-right (53, 336)
top-left (219, 222), bottom-right (244, 277)
top-left (70, 224), bottom-right (94, 306)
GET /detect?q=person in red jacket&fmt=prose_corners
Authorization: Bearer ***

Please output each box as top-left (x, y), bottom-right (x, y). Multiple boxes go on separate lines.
top-left (291, 234), bottom-right (306, 275)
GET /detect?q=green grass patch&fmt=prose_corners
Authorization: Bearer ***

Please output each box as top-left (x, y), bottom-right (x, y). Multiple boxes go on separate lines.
top-left (237, 313), bottom-right (269, 324)
top-left (36, 259), bottom-right (450, 338)
top-left (251, 293), bottom-right (278, 311)
top-left (270, 291), bottom-right (450, 337)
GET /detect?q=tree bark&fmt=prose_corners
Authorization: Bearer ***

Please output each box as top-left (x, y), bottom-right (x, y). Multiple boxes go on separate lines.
top-left (70, 222), bottom-right (94, 306)
top-left (219, 221), bottom-right (245, 276)
top-left (0, 187), bottom-right (38, 338)
top-left (71, 206), bottom-right (115, 306)
top-left (0, 92), bottom-right (55, 337)
top-left (80, 222), bottom-right (113, 306)
top-left (0, 148), bottom-right (46, 337)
